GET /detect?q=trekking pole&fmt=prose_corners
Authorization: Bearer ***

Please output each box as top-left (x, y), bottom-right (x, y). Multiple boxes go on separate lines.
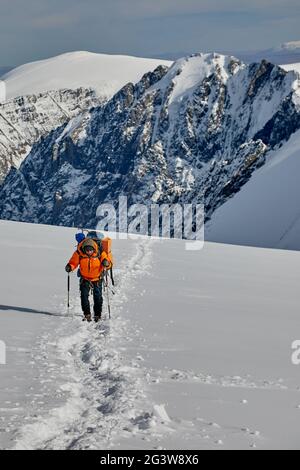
top-left (104, 270), bottom-right (111, 319)
top-left (110, 267), bottom-right (115, 287)
top-left (67, 273), bottom-right (70, 310)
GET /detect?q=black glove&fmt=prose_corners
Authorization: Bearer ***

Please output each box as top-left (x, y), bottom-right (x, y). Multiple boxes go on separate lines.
top-left (65, 264), bottom-right (72, 273)
top-left (102, 259), bottom-right (110, 268)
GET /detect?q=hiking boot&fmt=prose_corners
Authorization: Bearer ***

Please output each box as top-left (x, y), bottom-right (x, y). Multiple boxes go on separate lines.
top-left (94, 315), bottom-right (101, 323)
top-left (83, 313), bottom-right (92, 322)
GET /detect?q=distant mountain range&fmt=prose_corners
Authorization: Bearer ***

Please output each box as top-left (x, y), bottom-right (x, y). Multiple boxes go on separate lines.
top-left (152, 41), bottom-right (300, 65)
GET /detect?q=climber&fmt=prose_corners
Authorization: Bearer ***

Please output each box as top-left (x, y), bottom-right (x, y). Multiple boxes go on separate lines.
top-left (65, 237), bottom-right (112, 322)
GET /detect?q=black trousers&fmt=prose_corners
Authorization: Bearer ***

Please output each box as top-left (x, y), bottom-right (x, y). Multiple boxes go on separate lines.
top-left (80, 278), bottom-right (103, 317)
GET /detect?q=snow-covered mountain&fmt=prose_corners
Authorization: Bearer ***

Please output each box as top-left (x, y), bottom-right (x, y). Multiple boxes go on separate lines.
top-left (0, 53), bottom-right (299, 239)
top-left (0, 52), bottom-right (171, 183)
top-left (0, 87), bottom-right (100, 182)
top-left (236, 41), bottom-right (300, 65)
top-left (206, 129), bottom-right (300, 250)
top-left (153, 41), bottom-right (300, 65)
top-left (0, 80), bottom-right (5, 103)
top-left (281, 63), bottom-right (300, 75)
top-left (2, 51), bottom-right (171, 101)
top-left (273, 40), bottom-right (300, 55)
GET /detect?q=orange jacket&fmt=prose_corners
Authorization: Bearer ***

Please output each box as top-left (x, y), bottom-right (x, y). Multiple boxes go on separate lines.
top-left (68, 239), bottom-right (111, 282)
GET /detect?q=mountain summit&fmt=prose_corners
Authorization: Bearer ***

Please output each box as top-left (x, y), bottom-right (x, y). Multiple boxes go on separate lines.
top-left (2, 51), bottom-right (171, 101)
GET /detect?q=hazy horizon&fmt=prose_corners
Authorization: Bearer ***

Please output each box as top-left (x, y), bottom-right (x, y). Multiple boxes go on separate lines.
top-left (0, 0), bottom-right (299, 67)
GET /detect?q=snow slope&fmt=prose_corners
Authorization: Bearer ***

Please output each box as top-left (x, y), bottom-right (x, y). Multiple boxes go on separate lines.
top-left (206, 129), bottom-right (300, 250)
top-left (2, 51), bottom-right (172, 101)
top-left (1, 220), bottom-right (300, 450)
top-left (281, 63), bottom-right (300, 75)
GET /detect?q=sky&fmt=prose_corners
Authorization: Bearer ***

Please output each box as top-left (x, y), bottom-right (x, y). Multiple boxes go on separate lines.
top-left (0, 0), bottom-right (300, 66)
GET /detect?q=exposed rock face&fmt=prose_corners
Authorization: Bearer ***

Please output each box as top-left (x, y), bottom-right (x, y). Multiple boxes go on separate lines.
top-left (0, 88), bottom-right (100, 182)
top-left (0, 53), bottom-right (299, 230)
